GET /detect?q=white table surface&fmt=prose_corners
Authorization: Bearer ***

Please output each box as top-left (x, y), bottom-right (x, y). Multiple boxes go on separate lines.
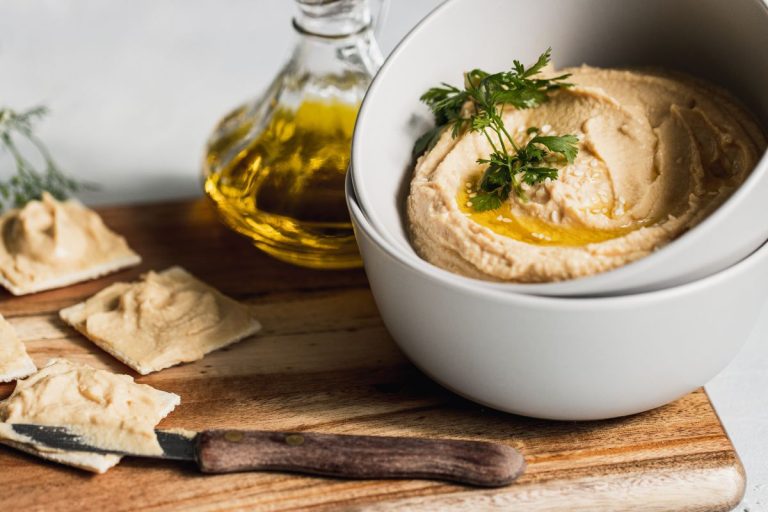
top-left (1, 1), bottom-right (765, 509)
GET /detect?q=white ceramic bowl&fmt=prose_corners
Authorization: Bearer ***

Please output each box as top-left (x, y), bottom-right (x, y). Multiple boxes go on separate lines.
top-left (348, 173), bottom-right (768, 419)
top-left (351, 0), bottom-right (768, 296)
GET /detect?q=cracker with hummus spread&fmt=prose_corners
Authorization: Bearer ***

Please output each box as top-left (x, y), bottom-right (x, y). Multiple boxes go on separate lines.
top-left (0, 314), bottom-right (36, 382)
top-left (0, 358), bottom-right (180, 473)
top-left (0, 192), bottom-right (141, 296)
top-left (60, 266), bottom-right (262, 375)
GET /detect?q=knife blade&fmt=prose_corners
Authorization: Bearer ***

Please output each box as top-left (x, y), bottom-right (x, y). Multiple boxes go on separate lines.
top-left (12, 423), bottom-right (197, 460)
top-left (10, 424), bottom-right (525, 487)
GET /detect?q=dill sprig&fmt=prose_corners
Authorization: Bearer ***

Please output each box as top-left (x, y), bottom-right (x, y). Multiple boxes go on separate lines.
top-left (413, 49), bottom-right (579, 211)
top-left (0, 105), bottom-right (93, 210)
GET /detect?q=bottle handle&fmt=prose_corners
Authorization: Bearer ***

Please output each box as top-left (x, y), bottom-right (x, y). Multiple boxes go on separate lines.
top-left (371, 0), bottom-right (390, 38)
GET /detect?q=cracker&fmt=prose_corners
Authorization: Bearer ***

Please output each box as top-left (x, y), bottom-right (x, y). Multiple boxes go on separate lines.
top-left (0, 359), bottom-right (180, 473)
top-left (60, 267), bottom-right (261, 375)
top-left (0, 314), bottom-right (36, 383)
top-left (0, 193), bottom-right (141, 296)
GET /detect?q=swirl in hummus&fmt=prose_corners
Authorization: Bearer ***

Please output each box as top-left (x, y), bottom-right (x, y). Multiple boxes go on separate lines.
top-left (408, 66), bottom-right (767, 282)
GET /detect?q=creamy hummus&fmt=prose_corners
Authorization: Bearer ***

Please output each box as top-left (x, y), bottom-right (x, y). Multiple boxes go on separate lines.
top-left (408, 66), bottom-right (766, 282)
top-left (0, 192), bottom-right (141, 295)
top-left (0, 314), bottom-right (36, 382)
top-left (60, 267), bottom-right (262, 375)
top-left (0, 358), bottom-right (180, 473)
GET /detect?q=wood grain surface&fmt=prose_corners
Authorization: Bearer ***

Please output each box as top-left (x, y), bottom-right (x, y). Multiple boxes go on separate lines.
top-left (0, 199), bottom-right (745, 512)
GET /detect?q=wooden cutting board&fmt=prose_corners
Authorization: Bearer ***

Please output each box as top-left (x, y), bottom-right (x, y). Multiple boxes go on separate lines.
top-left (0, 199), bottom-right (745, 512)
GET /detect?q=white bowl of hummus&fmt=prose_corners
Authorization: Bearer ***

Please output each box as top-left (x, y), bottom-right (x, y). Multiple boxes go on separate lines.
top-left (348, 177), bottom-right (768, 419)
top-left (351, 0), bottom-right (768, 296)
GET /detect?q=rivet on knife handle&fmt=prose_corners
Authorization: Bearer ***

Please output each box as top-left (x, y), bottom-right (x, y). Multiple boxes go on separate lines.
top-left (196, 430), bottom-right (525, 487)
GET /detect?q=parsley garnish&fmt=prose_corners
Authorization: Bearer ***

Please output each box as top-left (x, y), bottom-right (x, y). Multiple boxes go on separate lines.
top-left (0, 105), bottom-right (93, 210)
top-left (473, 130), bottom-right (579, 211)
top-left (414, 49), bottom-right (579, 211)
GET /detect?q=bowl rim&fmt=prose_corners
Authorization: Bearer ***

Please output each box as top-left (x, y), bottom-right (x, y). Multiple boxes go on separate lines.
top-left (347, 185), bottom-right (768, 308)
top-left (350, 0), bottom-right (768, 295)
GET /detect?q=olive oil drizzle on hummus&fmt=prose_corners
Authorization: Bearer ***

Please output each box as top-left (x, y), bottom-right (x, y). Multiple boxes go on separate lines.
top-left (457, 185), bottom-right (641, 246)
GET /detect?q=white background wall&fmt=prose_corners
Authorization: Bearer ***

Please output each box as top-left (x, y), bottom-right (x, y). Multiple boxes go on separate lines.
top-left (1, 1), bottom-right (765, 509)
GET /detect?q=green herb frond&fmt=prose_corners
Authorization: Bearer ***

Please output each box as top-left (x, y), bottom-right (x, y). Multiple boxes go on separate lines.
top-left (470, 130), bottom-right (580, 210)
top-left (0, 105), bottom-right (93, 210)
top-left (414, 48), bottom-right (572, 157)
top-left (413, 48), bottom-right (580, 211)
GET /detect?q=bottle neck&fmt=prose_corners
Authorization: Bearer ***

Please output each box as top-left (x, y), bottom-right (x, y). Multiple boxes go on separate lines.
top-left (288, 0), bottom-right (383, 81)
top-left (293, 0), bottom-right (373, 38)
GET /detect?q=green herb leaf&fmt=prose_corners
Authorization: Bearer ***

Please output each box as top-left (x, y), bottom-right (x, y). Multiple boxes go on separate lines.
top-left (414, 49), bottom-right (580, 212)
top-left (0, 105), bottom-right (95, 210)
top-left (411, 125), bottom-right (444, 159)
top-left (470, 192), bottom-right (503, 211)
top-left (473, 132), bottom-right (580, 207)
top-left (520, 166), bottom-right (559, 186)
top-left (413, 48), bottom-right (572, 158)
top-left (419, 83), bottom-right (466, 126)
top-left (530, 134), bottom-right (579, 163)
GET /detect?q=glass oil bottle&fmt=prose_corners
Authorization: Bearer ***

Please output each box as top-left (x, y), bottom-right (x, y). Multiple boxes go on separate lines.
top-left (203, 0), bottom-right (384, 269)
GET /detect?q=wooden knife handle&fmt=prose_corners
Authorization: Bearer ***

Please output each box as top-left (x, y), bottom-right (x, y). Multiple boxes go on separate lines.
top-left (196, 430), bottom-right (525, 487)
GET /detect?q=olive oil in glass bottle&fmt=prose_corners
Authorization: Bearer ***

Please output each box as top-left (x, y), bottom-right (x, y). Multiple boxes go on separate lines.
top-left (203, 0), bottom-right (384, 269)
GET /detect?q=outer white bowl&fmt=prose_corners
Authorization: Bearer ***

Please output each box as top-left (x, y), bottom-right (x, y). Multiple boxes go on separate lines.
top-left (351, 0), bottom-right (768, 296)
top-left (348, 174), bottom-right (768, 420)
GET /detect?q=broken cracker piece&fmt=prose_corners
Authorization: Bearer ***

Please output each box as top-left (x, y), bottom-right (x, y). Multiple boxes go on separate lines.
top-left (0, 423), bottom-right (122, 474)
top-left (60, 266), bottom-right (262, 375)
top-left (0, 314), bottom-right (36, 382)
top-left (0, 358), bottom-right (179, 473)
top-left (0, 192), bottom-right (141, 296)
